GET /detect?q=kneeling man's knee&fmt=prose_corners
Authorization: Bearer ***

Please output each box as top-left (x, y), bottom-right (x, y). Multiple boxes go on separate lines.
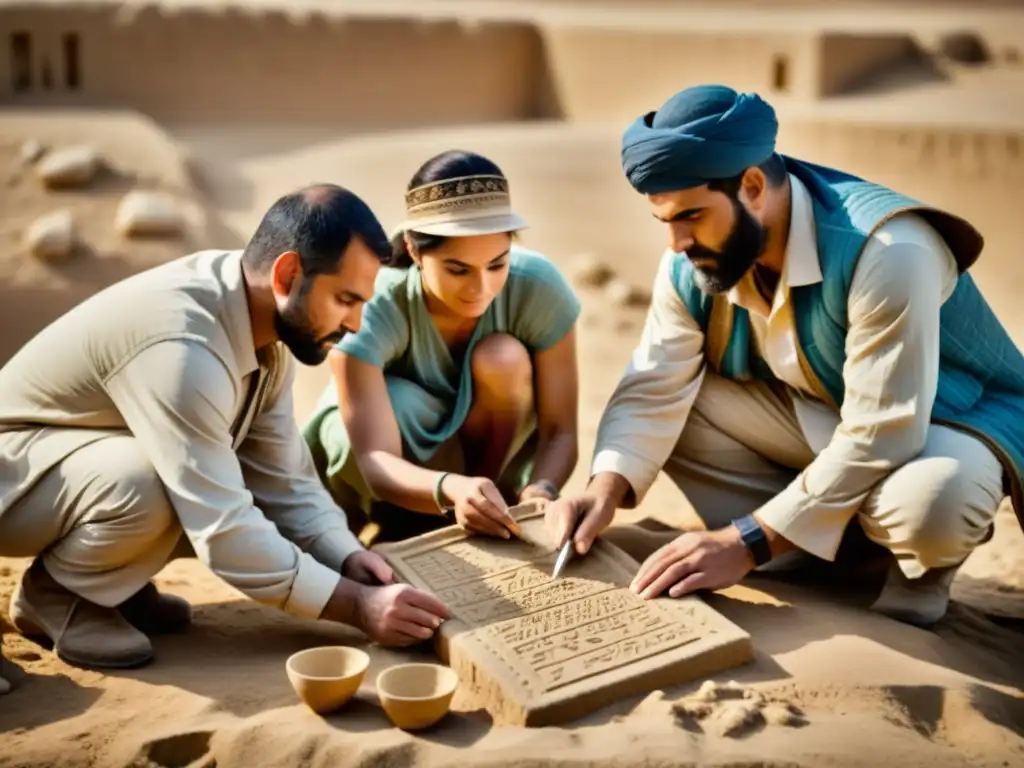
top-left (39, 436), bottom-right (180, 606)
top-left (107, 440), bottom-right (177, 539)
top-left (907, 469), bottom-right (996, 565)
top-left (861, 428), bottom-right (1003, 575)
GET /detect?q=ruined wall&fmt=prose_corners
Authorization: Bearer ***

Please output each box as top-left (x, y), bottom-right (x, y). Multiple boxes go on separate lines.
top-left (537, 28), bottom-right (819, 120)
top-left (0, 6), bottom-right (552, 126)
top-left (1, 5), bottom-right (979, 129)
top-left (816, 33), bottom-right (921, 95)
top-left (536, 27), bottom-right (935, 120)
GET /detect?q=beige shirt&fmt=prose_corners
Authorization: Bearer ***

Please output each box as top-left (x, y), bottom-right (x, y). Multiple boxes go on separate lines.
top-left (0, 249), bottom-right (362, 619)
top-left (592, 174), bottom-right (959, 561)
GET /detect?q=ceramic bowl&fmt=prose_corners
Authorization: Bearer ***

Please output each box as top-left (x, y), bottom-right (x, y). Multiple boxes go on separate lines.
top-left (286, 646), bottom-right (370, 714)
top-left (376, 663), bottom-right (459, 730)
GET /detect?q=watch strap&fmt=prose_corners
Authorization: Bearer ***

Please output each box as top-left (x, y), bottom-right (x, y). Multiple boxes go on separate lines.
top-left (732, 514), bottom-right (772, 566)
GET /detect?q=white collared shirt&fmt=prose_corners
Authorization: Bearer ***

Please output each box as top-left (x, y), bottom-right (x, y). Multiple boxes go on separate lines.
top-left (592, 174), bottom-right (960, 560)
top-left (0, 250), bottom-right (362, 618)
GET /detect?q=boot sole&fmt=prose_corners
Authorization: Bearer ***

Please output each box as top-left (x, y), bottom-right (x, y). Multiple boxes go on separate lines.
top-left (11, 612), bottom-right (155, 671)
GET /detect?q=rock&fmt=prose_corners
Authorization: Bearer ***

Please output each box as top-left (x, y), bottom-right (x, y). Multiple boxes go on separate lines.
top-left (741, 688), bottom-right (766, 706)
top-left (691, 680), bottom-right (721, 702)
top-left (762, 701), bottom-right (807, 727)
top-left (604, 277), bottom-right (651, 308)
top-left (569, 254), bottom-right (614, 288)
top-left (710, 701), bottom-right (764, 738)
top-left (36, 145), bottom-right (101, 189)
top-left (24, 209), bottom-right (76, 262)
top-left (115, 190), bottom-right (185, 238)
top-left (672, 699), bottom-right (714, 721)
top-left (633, 690), bottom-right (673, 717)
top-left (20, 139), bottom-right (45, 165)
top-left (605, 278), bottom-right (633, 306)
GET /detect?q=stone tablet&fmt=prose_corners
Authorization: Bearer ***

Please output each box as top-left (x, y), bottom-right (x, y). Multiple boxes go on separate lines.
top-left (376, 502), bottom-right (754, 726)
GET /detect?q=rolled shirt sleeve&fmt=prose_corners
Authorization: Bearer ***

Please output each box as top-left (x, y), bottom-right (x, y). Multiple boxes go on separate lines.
top-left (590, 251), bottom-right (707, 505)
top-left (104, 340), bottom-right (342, 620)
top-left (755, 223), bottom-right (958, 560)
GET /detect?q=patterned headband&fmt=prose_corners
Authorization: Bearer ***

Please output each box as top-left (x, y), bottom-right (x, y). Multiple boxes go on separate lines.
top-left (403, 174), bottom-right (512, 225)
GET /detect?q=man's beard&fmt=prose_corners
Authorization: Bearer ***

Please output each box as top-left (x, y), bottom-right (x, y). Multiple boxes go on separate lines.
top-left (274, 290), bottom-right (346, 366)
top-left (687, 198), bottom-right (766, 295)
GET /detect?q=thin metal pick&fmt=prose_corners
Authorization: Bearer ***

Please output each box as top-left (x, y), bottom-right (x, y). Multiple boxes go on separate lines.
top-left (551, 514), bottom-right (582, 579)
top-left (551, 539), bottom-right (574, 580)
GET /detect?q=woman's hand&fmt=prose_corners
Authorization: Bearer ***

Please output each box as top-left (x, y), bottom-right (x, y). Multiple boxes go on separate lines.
top-left (441, 474), bottom-right (520, 539)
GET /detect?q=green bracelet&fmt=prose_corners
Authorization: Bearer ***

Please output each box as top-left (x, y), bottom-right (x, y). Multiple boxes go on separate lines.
top-left (433, 471), bottom-right (453, 517)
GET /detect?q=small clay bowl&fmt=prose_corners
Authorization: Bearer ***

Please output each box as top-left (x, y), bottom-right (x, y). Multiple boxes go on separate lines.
top-left (286, 646), bottom-right (370, 715)
top-left (376, 663), bottom-right (459, 731)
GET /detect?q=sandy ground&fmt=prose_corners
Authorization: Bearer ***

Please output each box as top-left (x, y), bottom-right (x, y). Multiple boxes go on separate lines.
top-left (1, 111), bottom-right (1023, 767)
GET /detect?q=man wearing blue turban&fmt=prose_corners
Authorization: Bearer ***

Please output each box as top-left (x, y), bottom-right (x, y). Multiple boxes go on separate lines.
top-left (545, 84), bottom-right (1024, 627)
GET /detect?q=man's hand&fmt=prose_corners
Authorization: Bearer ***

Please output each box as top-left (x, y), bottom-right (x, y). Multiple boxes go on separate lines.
top-left (353, 582), bottom-right (451, 647)
top-left (342, 550), bottom-right (394, 586)
top-left (630, 527), bottom-right (755, 599)
top-left (544, 493), bottom-right (615, 555)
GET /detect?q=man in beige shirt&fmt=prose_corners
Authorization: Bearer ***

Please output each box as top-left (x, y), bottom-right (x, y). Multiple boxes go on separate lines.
top-left (0, 184), bottom-right (449, 680)
top-left (546, 85), bottom-right (1020, 628)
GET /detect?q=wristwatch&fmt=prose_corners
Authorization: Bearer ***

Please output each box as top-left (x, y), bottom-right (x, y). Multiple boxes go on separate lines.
top-left (732, 514), bottom-right (772, 567)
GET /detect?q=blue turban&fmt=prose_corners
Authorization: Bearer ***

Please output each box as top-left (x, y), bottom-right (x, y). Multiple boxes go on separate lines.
top-left (621, 84), bottom-right (779, 194)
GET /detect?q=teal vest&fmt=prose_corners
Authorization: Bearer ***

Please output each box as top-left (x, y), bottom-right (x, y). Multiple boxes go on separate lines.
top-left (673, 155), bottom-right (1024, 531)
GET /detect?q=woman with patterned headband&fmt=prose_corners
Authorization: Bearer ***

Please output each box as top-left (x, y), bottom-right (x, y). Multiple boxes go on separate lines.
top-left (302, 150), bottom-right (581, 544)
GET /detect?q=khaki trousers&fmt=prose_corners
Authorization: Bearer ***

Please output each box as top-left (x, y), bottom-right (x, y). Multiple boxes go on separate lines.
top-left (0, 435), bottom-right (182, 607)
top-left (660, 373), bottom-right (1003, 578)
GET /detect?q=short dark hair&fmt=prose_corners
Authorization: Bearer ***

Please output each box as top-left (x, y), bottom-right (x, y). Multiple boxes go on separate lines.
top-left (706, 152), bottom-right (788, 199)
top-left (390, 150), bottom-right (510, 269)
top-left (242, 183), bottom-right (390, 276)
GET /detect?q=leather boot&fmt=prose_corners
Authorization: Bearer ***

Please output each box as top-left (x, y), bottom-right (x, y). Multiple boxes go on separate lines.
top-left (870, 559), bottom-right (960, 628)
top-left (9, 559), bottom-right (154, 670)
top-left (118, 582), bottom-right (192, 635)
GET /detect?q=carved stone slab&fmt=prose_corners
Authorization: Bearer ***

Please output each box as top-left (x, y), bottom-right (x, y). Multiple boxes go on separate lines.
top-left (376, 502), bottom-right (754, 727)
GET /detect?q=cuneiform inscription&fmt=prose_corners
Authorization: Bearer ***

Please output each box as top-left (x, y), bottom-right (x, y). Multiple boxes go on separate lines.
top-left (490, 590), bottom-right (642, 645)
top-left (454, 573), bottom-right (613, 626)
top-left (405, 539), bottom-right (547, 588)
top-left (536, 622), bottom-right (702, 691)
top-left (516, 607), bottom-right (685, 670)
top-left (435, 559), bottom-right (555, 609)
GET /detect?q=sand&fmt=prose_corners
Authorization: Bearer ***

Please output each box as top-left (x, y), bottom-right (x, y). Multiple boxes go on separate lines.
top-left (2, 107), bottom-right (1023, 767)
